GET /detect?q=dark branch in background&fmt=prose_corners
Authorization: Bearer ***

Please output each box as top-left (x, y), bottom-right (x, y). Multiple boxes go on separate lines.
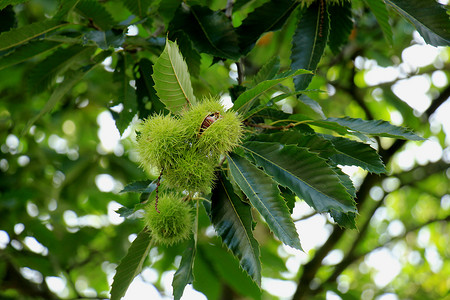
top-left (236, 61), bottom-right (244, 86)
top-left (291, 78), bottom-right (450, 300)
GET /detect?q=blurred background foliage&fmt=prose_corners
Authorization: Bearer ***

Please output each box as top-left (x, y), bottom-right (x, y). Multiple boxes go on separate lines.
top-left (0, 0), bottom-right (449, 299)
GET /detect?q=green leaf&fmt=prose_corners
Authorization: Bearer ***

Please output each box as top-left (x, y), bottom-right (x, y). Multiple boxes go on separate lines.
top-left (0, 5), bottom-right (16, 33)
top-left (110, 229), bottom-right (153, 300)
top-left (27, 45), bottom-right (96, 93)
top-left (120, 180), bottom-right (156, 193)
top-left (0, 0), bottom-right (28, 10)
top-left (112, 53), bottom-right (138, 135)
top-left (227, 153), bottom-right (302, 250)
top-left (323, 135), bottom-right (386, 174)
top-left (82, 29), bottom-right (126, 50)
top-left (169, 30), bottom-right (201, 78)
top-left (76, 0), bottom-right (115, 31)
top-left (328, 1), bottom-right (353, 54)
top-left (211, 174), bottom-right (261, 285)
top-left (0, 20), bottom-right (65, 52)
top-left (242, 141), bottom-right (356, 214)
top-left (173, 207), bottom-right (198, 300)
top-left (22, 62), bottom-right (97, 135)
top-left (115, 203), bottom-right (148, 218)
top-left (236, 0), bottom-right (300, 55)
top-left (330, 210), bottom-right (357, 229)
top-left (251, 56), bottom-right (280, 86)
top-left (134, 58), bottom-right (167, 117)
top-left (123, 0), bottom-right (151, 18)
top-left (325, 117), bottom-right (424, 140)
top-left (0, 40), bottom-right (61, 70)
top-left (234, 68), bottom-right (311, 114)
top-left (385, 0), bottom-right (450, 46)
top-left (169, 5), bottom-right (240, 60)
top-left (291, 1), bottom-right (330, 91)
top-left (365, 0), bottom-right (393, 44)
top-left (152, 39), bottom-right (196, 114)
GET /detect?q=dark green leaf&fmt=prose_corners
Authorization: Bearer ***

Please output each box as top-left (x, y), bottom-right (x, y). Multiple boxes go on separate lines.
top-left (110, 229), bottom-right (153, 300)
top-left (152, 39), bottom-right (196, 114)
top-left (115, 202), bottom-right (148, 218)
top-left (0, 0), bottom-right (28, 10)
top-left (328, 1), bottom-right (353, 54)
top-left (169, 5), bottom-right (240, 60)
top-left (365, 0), bottom-right (393, 44)
top-left (82, 29), bottom-right (126, 49)
top-left (123, 0), bottom-right (152, 18)
top-left (325, 117), bottom-right (424, 140)
top-left (234, 69), bottom-right (311, 114)
top-left (193, 246), bottom-right (222, 299)
top-left (0, 40), bottom-right (61, 70)
top-left (0, 5), bottom-right (16, 33)
top-left (324, 135), bottom-right (386, 174)
top-left (112, 53), bottom-right (138, 135)
top-left (27, 45), bottom-right (96, 93)
top-left (172, 235), bottom-right (196, 300)
top-left (120, 180), bottom-right (156, 193)
top-left (237, 0), bottom-right (299, 54)
top-left (385, 0), bottom-right (450, 46)
top-left (242, 141), bottom-right (356, 213)
top-left (211, 174), bottom-right (261, 285)
top-left (330, 210), bottom-right (357, 229)
top-left (299, 94), bottom-right (326, 119)
top-left (227, 153), bottom-right (302, 250)
top-left (0, 20), bottom-right (65, 52)
top-left (169, 30), bottom-right (201, 78)
top-left (134, 58), bottom-right (167, 117)
top-left (76, 0), bottom-right (115, 31)
top-left (291, 1), bottom-right (330, 91)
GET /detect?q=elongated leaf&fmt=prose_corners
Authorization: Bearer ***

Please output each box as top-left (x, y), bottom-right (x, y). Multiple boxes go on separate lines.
top-left (330, 210), bottom-right (357, 229)
top-left (169, 5), bottom-right (240, 60)
top-left (237, 0), bottom-right (300, 54)
top-left (385, 0), bottom-right (450, 46)
top-left (120, 180), bottom-right (156, 193)
top-left (173, 207), bottom-right (198, 300)
top-left (324, 135), bottom-right (386, 174)
top-left (111, 53), bottom-right (138, 135)
top-left (0, 20), bottom-right (65, 51)
top-left (250, 131), bottom-right (336, 159)
top-left (0, 40), bottom-right (61, 70)
top-left (365, 0), bottom-right (393, 44)
top-left (251, 56), bottom-right (280, 86)
top-left (234, 69), bottom-right (311, 114)
top-left (22, 63), bottom-right (96, 135)
top-left (152, 39), bottom-right (196, 114)
top-left (0, 0), bottom-right (28, 10)
top-left (325, 117), bottom-right (424, 140)
top-left (227, 153), bottom-right (302, 250)
top-left (134, 58), bottom-right (167, 117)
top-left (123, 0), bottom-right (151, 18)
top-left (76, 0), bottom-right (115, 30)
top-left (242, 141), bottom-right (356, 214)
top-left (211, 174), bottom-right (261, 285)
top-left (328, 1), bottom-right (353, 54)
top-left (27, 45), bottom-right (96, 93)
top-left (110, 229), bottom-right (153, 300)
top-left (291, 1), bottom-right (330, 91)
top-left (169, 30), bottom-right (201, 78)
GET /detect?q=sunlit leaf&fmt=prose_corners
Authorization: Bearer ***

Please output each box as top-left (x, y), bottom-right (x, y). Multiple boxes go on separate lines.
top-left (291, 1), bottom-right (329, 91)
top-left (152, 39), bottom-right (196, 114)
top-left (242, 141), bottom-right (356, 213)
top-left (110, 229), bottom-right (153, 300)
top-left (227, 153), bottom-right (302, 250)
top-left (211, 174), bottom-right (261, 285)
top-left (251, 56), bottom-right (280, 86)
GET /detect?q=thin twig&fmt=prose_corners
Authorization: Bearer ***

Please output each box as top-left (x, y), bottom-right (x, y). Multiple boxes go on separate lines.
top-left (155, 167), bottom-right (164, 213)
